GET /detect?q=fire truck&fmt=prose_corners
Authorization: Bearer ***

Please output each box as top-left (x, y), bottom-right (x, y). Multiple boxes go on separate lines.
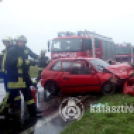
top-left (48, 31), bottom-right (115, 62)
top-left (115, 43), bottom-right (134, 64)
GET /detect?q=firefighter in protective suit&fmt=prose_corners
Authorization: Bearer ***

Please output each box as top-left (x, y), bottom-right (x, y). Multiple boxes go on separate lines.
top-left (0, 37), bottom-right (14, 92)
top-left (13, 36), bottom-right (39, 88)
top-left (0, 35), bottom-right (41, 117)
top-left (34, 49), bottom-right (49, 87)
top-left (0, 37), bottom-right (22, 117)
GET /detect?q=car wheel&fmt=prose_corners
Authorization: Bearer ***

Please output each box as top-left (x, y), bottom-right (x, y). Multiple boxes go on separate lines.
top-left (101, 82), bottom-right (116, 95)
top-left (46, 81), bottom-right (60, 95)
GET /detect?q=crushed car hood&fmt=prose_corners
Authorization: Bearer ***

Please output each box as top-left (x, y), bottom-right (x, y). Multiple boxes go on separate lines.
top-left (107, 64), bottom-right (133, 79)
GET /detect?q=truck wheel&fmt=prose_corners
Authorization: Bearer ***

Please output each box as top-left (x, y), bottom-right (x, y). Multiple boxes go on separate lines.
top-left (46, 81), bottom-right (60, 95)
top-left (101, 82), bottom-right (116, 95)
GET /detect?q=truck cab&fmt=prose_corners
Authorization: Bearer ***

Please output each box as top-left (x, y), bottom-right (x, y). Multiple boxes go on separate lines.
top-left (115, 43), bottom-right (134, 64)
top-left (48, 31), bottom-right (115, 62)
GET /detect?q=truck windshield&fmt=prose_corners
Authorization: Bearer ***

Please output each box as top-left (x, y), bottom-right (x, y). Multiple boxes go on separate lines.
top-left (51, 38), bottom-right (82, 52)
top-left (115, 47), bottom-right (130, 55)
top-left (90, 59), bottom-right (109, 72)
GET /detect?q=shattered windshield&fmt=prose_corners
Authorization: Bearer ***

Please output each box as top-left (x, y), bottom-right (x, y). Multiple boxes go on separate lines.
top-left (90, 59), bottom-right (110, 72)
top-left (51, 38), bottom-right (82, 52)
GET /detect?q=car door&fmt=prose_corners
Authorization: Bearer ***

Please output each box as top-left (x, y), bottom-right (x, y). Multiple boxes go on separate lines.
top-left (49, 61), bottom-right (64, 83)
top-left (60, 60), bottom-right (101, 94)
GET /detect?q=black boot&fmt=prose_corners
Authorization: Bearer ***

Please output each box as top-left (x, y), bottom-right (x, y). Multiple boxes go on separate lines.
top-left (36, 109), bottom-right (43, 114)
top-left (27, 104), bottom-right (43, 118)
top-left (30, 110), bottom-right (43, 118)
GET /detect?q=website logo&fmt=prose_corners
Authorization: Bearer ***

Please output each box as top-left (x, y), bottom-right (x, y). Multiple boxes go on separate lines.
top-left (59, 97), bottom-right (85, 121)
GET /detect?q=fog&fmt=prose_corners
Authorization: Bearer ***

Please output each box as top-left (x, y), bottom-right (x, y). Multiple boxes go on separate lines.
top-left (0, 0), bottom-right (134, 57)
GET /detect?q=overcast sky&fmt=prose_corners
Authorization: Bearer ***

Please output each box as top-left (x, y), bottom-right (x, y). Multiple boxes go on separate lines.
top-left (0, 0), bottom-right (134, 56)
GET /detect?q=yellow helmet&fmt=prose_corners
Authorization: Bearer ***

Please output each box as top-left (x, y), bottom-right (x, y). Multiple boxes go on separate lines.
top-left (15, 35), bottom-right (27, 42)
top-left (2, 37), bottom-right (13, 44)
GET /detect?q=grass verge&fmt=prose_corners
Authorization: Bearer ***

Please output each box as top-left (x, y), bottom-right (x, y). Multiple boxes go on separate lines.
top-left (61, 94), bottom-right (134, 134)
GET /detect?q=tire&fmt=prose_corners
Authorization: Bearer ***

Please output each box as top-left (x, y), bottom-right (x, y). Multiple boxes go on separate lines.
top-left (45, 81), bottom-right (60, 95)
top-left (101, 82), bottom-right (116, 95)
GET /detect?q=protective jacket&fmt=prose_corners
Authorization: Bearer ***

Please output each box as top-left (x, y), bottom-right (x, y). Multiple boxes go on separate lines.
top-left (0, 45), bottom-right (13, 72)
top-left (5, 45), bottom-right (38, 89)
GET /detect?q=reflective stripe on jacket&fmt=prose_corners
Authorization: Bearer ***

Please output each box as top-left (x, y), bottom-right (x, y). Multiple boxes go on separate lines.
top-left (5, 45), bottom-right (39, 89)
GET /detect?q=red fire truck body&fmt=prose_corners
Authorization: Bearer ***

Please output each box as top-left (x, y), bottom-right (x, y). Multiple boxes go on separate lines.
top-left (115, 43), bottom-right (134, 64)
top-left (48, 31), bottom-right (115, 62)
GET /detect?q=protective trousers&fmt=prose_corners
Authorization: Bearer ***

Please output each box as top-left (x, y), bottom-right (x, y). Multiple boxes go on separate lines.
top-left (0, 87), bottom-right (36, 116)
top-left (0, 73), bottom-right (21, 114)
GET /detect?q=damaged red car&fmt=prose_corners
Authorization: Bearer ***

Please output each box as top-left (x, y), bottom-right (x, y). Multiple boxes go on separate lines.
top-left (41, 58), bottom-right (134, 95)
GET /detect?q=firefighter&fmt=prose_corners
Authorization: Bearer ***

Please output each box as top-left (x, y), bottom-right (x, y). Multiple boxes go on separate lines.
top-left (0, 37), bottom-right (22, 117)
top-left (34, 49), bottom-right (49, 87)
top-left (14, 36), bottom-right (39, 88)
top-left (0, 35), bottom-right (41, 117)
top-left (0, 37), bottom-right (13, 91)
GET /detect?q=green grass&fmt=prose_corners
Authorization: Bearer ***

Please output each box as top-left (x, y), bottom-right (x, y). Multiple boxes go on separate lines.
top-left (61, 94), bottom-right (134, 134)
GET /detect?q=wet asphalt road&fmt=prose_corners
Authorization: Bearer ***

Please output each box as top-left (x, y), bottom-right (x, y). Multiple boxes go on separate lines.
top-left (0, 82), bottom-right (71, 134)
top-left (0, 82), bottom-right (96, 134)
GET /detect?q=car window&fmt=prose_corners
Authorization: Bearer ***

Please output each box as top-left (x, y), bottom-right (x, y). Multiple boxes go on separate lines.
top-left (84, 39), bottom-right (92, 50)
top-left (62, 61), bottom-right (72, 72)
top-left (51, 61), bottom-right (61, 71)
top-left (71, 62), bottom-right (92, 75)
top-left (95, 39), bottom-right (100, 48)
top-left (90, 59), bottom-right (109, 72)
